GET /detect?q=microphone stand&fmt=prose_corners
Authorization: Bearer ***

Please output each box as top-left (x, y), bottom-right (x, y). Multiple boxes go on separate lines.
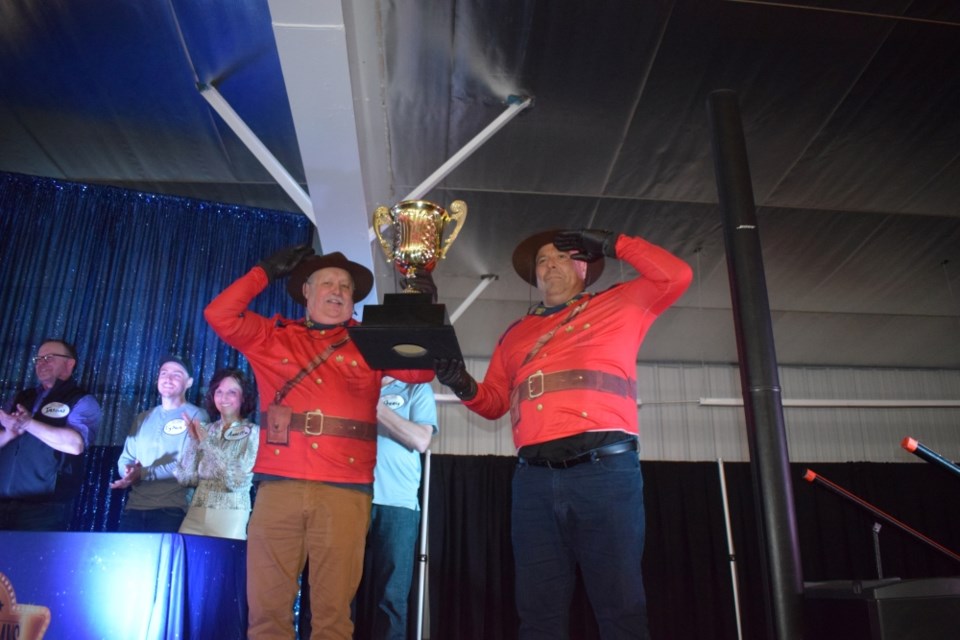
top-left (872, 523), bottom-right (883, 580)
top-left (803, 469), bottom-right (960, 565)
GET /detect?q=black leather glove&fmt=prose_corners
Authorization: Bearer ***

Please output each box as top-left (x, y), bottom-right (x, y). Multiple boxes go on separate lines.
top-left (553, 229), bottom-right (617, 262)
top-left (400, 268), bottom-right (438, 303)
top-left (435, 358), bottom-right (477, 401)
top-left (258, 243), bottom-right (315, 282)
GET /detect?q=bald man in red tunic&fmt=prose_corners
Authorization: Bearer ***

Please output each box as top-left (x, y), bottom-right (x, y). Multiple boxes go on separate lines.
top-left (436, 228), bottom-right (692, 640)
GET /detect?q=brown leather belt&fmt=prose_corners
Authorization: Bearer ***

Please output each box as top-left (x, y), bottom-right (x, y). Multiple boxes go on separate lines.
top-left (287, 411), bottom-right (377, 441)
top-left (511, 369), bottom-right (637, 405)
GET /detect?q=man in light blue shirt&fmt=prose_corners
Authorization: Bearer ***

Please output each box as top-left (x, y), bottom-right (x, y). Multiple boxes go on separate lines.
top-left (355, 377), bottom-right (438, 640)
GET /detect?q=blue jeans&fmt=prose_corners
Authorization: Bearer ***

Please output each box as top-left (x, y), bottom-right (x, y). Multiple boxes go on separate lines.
top-left (512, 451), bottom-right (649, 640)
top-left (358, 503), bottom-right (420, 640)
top-left (117, 507), bottom-right (185, 533)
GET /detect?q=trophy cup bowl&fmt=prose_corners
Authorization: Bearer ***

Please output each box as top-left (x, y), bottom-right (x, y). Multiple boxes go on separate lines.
top-left (373, 199), bottom-right (467, 289)
top-left (349, 199), bottom-right (468, 369)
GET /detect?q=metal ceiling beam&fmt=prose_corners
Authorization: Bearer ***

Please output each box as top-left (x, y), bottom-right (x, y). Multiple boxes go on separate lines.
top-left (267, 0), bottom-right (377, 303)
top-left (402, 95), bottom-right (532, 202)
top-left (375, 97), bottom-right (532, 322)
top-left (198, 84), bottom-right (316, 225)
top-left (366, 95), bottom-right (533, 246)
top-left (449, 274), bottom-right (498, 324)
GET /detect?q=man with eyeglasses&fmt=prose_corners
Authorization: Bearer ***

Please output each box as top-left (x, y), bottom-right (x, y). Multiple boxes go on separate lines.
top-left (0, 339), bottom-right (102, 531)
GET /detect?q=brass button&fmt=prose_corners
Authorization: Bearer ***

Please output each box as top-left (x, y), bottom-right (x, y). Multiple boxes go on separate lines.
top-left (281, 358), bottom-right (289, 364)
top-left (273, 449), bottom-right (280, 455)
top-left (582, 323), bottom-right (591, 329)
top-left (348, 457), bottom-right (355, 464)
top-left (351, 360), bottom-right (358, 367)
top-left (320, 330), bottom-right (326, 336)
top-left (336, 355), bottom-right (344, 363)
top-left (581, 411), bottom-right (588, 418)
top-left (315, 378), bottom-right (323, 384)
top-left (536, 404), bottom-right (543, 411)
top-left (311, 442), bottom-right (318, 450)
top-left (565, 326), bottom-right (573, 332)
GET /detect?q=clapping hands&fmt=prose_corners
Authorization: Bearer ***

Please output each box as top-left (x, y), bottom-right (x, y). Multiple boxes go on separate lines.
top-left (109, 460), bottom-right (143, 490)
top-left (184, 411), bottom-right (206, 441)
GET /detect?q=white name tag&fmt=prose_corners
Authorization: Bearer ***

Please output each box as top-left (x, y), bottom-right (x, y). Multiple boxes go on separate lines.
top-left (224, 425), bottom-right (251, 441)
top-left (41, 402), bottom-right (71, 419)
top-left (163, 419), bottom-right (187, 435)
top-left (382, 394), bottom-right (405, 410)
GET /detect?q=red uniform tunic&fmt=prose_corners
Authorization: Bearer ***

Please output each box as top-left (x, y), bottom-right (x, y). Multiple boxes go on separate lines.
top-left (204, 266), bottom-right (431, 484)
top-left (465, 234), bottom-right (692, 448)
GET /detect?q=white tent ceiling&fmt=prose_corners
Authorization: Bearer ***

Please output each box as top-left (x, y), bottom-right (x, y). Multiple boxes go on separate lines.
top-left (2, 0), bottom-right (959, 368)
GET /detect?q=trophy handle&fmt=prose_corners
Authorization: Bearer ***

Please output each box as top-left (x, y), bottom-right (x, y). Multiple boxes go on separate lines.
top-left (439, 200), bottom-right (468, 260)
top-left (372, 205), bottom-right (394, 263)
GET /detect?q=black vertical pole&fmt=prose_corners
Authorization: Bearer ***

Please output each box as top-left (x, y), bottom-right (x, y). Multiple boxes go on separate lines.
top-left (707, 89), bottom-right (804, 639)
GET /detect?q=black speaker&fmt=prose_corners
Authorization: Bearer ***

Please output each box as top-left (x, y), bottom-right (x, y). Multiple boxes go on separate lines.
top-left (804, 577), bottom-right (960, 640)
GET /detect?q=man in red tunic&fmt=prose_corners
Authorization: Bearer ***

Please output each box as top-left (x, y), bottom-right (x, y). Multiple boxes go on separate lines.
top-left (436, 228), bottom-right (692, 639)
top-left (205, 244), bottom-right (431, 640)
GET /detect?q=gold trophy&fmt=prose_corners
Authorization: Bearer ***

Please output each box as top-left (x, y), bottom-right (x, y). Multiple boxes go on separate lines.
top-left (348, 199), bottom-right (468, 369)
top-left (373, 199), bottom-right (467, 290)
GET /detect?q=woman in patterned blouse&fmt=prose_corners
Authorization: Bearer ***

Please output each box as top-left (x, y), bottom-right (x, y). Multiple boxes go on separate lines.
top-left (175, 367), bottom-right (260, 540)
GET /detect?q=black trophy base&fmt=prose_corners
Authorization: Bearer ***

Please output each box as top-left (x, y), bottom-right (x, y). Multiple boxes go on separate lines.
top-left (348, 293), bottom-right (464, 369)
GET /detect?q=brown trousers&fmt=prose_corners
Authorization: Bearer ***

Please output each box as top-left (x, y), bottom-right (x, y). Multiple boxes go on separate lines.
top-left (246, 479), bottom-right (371, 639)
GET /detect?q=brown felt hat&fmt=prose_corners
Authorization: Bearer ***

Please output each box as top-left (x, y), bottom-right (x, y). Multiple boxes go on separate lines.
top-left (286, 252), bottom-right (374, 305)
top-left (511, 229), bottom-right (605, 287)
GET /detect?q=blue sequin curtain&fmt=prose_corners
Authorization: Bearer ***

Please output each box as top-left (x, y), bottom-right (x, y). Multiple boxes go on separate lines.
top-left (0, 172), bottom-right (313, 527)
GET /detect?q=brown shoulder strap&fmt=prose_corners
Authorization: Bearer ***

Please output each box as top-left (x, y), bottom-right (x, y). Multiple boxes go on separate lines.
top-left (272, 335), bottom-right (351, 405)
top-left (520, 296), bottom-right (590, 367)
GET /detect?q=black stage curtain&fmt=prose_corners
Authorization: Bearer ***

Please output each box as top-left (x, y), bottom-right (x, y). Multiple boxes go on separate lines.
top-left (72, 445), bottom-right (127, 532)
top-left (425, 456), bottom-right (960, 640)
top-left (71, 450), bottom-right (960, 639)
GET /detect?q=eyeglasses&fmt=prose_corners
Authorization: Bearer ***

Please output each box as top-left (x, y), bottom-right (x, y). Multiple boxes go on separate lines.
top-left (32, 354), bottom-right (74, 364)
